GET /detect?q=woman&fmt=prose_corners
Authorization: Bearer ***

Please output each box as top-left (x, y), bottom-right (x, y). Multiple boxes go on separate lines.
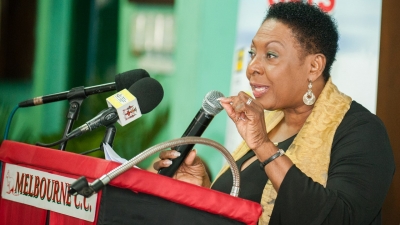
top-left (154, 2), bottom-right (395, 224)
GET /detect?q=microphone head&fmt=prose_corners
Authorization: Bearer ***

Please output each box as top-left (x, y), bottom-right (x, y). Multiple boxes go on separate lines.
top-left (128, 77), bottom-right (164, 114)
top-left (115, 69), bottom-right (150, 91)
top-left (202, 90), bottom-right (224, 116)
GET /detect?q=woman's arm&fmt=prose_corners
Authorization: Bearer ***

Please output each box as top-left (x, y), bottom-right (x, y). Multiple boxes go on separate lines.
top-left (270, 105), bottom-right (395, 224)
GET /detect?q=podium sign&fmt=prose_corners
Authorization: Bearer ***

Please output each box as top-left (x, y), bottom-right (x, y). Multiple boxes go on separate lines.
top-left (1, 163), bottom-right (97, 222)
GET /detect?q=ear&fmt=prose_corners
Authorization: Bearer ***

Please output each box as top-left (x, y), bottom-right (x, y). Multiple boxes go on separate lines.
top-left (308, 54), bottom-right (326, 81)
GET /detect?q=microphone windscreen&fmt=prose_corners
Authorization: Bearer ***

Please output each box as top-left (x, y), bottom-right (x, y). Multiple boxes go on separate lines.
top-left (115, 69), bottom-right (150, 91)
top-left (128, 77), bottom-right (164, 114)
top-left (202, 90), bottom-right (224, 116)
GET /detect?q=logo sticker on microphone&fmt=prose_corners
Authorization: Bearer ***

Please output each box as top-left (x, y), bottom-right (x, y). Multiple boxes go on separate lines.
top-left (123, 105), bottom-right (138, 120)
top-left (106, 89), bottom-right (142, 126)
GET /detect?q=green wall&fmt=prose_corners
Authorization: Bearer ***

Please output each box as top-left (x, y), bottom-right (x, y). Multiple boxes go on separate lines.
top-left (117, 0), bottom-right (239, 178)
top-left (31, 0), bottom-right (73, 136)
top-left (0, 0), bottom-right (73, 143)
top-left (0, 0), bottom-right (239, 179)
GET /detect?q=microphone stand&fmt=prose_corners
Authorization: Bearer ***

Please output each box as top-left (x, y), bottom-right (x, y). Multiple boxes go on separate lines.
top-left (59, 87), bottom-right (87, 150)
top-left (79, 125), bottom-right (117, 155)
top-left (68, 137), bottom-right (241, 198)
top-left (46, 96), bottom-right (84, 225)
top-left (100, 125), bottom-right (117, 151)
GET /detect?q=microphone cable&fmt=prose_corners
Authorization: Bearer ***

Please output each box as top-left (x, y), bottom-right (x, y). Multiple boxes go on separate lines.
top-left (79, 147), bottom-right (101, 155)
top-left (1, 104), bottom-right (19, 183)
top-left (3, 105), bottom-right (19, 140)
top-left (79, 125), bottom-right (116, 155)
top-left (36, 136), bottom-right (70, 148)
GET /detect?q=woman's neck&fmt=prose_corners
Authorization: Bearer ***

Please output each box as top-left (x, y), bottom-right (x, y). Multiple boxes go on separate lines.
top-left (268, 107), bottom-right (313, 143)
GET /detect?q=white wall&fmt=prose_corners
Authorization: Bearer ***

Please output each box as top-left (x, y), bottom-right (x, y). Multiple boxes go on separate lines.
top-left (225, 0), bottom-right (382, 152)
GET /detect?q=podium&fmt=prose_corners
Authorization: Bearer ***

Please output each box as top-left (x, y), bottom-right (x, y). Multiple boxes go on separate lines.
top-left (0, 140), bottom-right (262, 225)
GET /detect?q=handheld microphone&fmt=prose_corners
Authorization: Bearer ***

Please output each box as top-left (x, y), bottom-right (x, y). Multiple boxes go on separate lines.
top-left (18, 69), bottom-right (150, 107)
top-left (158, 90), bottom-right (224, 177)
top-left (66, 77), bottom-right (164, 139)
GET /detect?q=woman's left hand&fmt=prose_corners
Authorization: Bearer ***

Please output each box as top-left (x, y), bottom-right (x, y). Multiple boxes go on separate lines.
top-left (219, 92), bottom-right (270, 150)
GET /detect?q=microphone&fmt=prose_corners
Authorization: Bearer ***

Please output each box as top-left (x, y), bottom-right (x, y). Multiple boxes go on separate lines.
top-left (158, 90), bottom-right (224, 177)
top-left (18, 69), bottom-right (150, 107)
top-left (66, 77), bottom-right (164, 139)
top-left (101, 125), bottom-right (117, 149)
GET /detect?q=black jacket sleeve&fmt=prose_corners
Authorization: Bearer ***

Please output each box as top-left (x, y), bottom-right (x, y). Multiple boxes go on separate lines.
top-left (269, 102), bottom-right (395, 225)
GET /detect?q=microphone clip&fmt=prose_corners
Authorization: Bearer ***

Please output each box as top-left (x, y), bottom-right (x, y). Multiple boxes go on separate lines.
top-left (68, 176), bottom-right (105, 198)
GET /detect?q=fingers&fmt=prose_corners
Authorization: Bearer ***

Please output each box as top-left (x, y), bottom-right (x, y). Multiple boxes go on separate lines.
top-left (174, 150), bottom-right (209, 187)
top-left (219, 97), bottom-right (237, 119)
top-left (152, 159), bottom-right (172, 171)
top-left (184, 149), bottom-right (197, 166)
top-left (159, 149), bottom-right (181, 160)
top-left (237, 92), bottom-right (255, 109)
top-left (219, 92), bottom-right (256, 122)
top-left (219, 96), bottom-right (245, 122)
top-left (152, 150), bottom-right (181, 171)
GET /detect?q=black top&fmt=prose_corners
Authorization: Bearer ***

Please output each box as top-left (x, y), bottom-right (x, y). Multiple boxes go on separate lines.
top-left (211, 135), bottom-right (296, 203)
top-left (211, 101), bottom-right (395, 225)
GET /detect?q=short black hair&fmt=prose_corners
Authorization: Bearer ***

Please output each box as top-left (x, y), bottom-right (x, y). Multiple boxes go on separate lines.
top-left (264, 2), bottom-right (339, 81)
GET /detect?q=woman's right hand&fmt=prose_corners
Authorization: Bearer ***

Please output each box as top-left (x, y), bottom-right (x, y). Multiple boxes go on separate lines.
top-left (152, 149), bottom-right (211, 188)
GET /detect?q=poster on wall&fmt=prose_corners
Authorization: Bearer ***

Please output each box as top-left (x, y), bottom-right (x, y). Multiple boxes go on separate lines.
top-left (224, 0), bottom-right (382, 152)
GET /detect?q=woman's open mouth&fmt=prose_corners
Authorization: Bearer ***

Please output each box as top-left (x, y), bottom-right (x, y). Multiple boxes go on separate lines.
top-left (251, 84), bottom-right (269, 98)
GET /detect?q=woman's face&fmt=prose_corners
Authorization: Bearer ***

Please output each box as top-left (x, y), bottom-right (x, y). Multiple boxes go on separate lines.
top-left (246, 19), bottom-right (311, 111)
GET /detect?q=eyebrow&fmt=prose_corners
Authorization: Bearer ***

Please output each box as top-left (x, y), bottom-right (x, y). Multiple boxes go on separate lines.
top-left (251, 39), bottom-right (285, 49)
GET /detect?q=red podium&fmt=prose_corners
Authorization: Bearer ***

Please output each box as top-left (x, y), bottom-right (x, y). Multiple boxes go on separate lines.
top-left (0, 140), bottom-right (262, 225)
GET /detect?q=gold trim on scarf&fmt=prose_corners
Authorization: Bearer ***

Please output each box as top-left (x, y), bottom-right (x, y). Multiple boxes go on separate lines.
top-left (213, 78), bottom-right (352, 224)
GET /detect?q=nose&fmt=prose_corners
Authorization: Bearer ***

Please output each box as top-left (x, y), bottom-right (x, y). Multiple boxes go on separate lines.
top-left (246, 55), bottom-right (263, 79)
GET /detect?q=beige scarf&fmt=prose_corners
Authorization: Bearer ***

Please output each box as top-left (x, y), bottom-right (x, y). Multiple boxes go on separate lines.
top-left (214, 78), bottom-right (352, 224)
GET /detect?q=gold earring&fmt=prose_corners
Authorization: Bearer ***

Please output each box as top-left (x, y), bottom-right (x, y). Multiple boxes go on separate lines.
top-left (303, 80), bottom-right (316, 105)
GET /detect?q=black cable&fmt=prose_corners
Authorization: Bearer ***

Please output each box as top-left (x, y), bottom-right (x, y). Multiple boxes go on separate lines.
top-left (80, 147), bottom-right (101, 155)
top-left (36, 137), bottom-right (70, 148)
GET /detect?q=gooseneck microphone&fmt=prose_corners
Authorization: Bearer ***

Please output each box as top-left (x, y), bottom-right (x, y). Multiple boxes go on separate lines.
top-left (158, 90), bottom-right (225, 177)
top-left (18, 69), bottom-right (150, 107)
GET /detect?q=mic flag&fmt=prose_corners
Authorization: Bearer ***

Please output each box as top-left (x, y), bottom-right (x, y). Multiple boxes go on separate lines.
top-left (106, 89), bottom-right (142, 126)
top-left (66, 77), bottom-right (164, 139)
